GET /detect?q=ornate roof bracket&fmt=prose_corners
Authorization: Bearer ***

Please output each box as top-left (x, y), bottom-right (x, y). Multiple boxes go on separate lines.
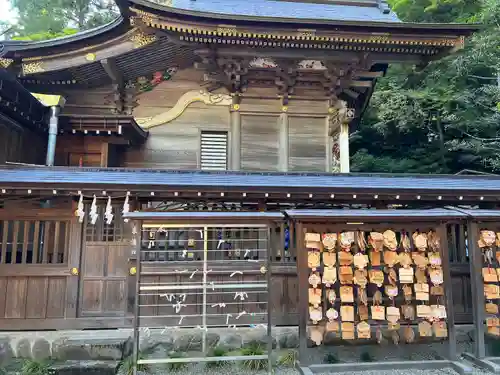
top-left (101, 58), bottom-right (125, 114)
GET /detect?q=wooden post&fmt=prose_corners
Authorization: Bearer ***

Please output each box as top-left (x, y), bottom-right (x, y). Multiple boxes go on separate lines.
top-left (230, 96), bottom-right (241, 171)
top-left (278, 110), bottom-right (289, 172)
top-left (296, 222), bottom-right (308, 364)
top-left (439, 223), bottom-right (457, 360)
top-left (65, 218), bottom-right (83, 318)
top-left (325, 116), bottom-right (333, 173)
top-left (468, 221), bottom-right (486, 358)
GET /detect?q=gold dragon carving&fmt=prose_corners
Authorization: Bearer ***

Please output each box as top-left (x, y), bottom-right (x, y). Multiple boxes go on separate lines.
top-left (135, 89), bottom-right (232, 129)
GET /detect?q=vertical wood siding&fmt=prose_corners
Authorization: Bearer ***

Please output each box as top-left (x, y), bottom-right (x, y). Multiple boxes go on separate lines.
top-left (289, 116), bottom-right (326, 172)
top-left (241, 115), bottom-right (279, 171)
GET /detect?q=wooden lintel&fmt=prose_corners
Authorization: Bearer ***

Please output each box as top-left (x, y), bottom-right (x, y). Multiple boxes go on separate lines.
top-left (349, 80), bottom-right (373, 88)
top-left (355, 71), bottom-right (384, 78)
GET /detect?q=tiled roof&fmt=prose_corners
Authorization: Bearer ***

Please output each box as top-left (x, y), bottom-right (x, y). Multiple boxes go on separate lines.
top-left (146, 0), bottom-right (400, 23)
top-left (1, 166), bottom-right (500, 195)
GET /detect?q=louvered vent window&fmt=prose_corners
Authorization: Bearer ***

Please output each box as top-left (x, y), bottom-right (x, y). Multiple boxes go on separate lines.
top-left (200, 131), bottom-right (228, 171)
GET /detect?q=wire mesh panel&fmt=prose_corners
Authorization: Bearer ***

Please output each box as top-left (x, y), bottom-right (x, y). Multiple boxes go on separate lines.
top-left (133, 222), bottom-right (272, 373)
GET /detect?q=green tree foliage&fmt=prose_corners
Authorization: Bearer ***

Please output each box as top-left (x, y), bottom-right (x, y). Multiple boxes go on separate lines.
top-left (5, 0), bottom-right (117, 40)
top-left (351, 0), bottom-right (500, 173)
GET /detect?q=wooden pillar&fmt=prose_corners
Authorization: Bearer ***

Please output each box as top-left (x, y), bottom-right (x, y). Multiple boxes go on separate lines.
top-left (339, 122), bottom-right (350, 173)
top-left (469, 221), bottom-right (486, 358)
top-left (325, 116), bottom-right (333, 172)
top-left (229, 96), bottom-right (241, 171)
top-left (278, 104), bottom-right (289, 172)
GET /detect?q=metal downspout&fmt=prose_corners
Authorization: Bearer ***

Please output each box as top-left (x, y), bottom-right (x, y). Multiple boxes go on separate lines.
top-left (46, 106), bottom-right (60, 166)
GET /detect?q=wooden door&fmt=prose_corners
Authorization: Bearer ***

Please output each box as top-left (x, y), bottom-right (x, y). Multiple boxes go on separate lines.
top-left (78, 205), bottom-right (130, 317)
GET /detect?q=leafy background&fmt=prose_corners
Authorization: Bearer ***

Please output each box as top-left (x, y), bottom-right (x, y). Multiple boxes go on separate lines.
top-left (1, 0), bottom-right (499, 175)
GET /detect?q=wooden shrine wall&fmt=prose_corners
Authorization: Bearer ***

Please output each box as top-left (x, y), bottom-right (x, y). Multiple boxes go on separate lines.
top-left (0, 122), bottom-right (46, 165)
top-left (0, 199), bottom-right (82, 330)
top-left (59, 86), bottom-right (119, 116)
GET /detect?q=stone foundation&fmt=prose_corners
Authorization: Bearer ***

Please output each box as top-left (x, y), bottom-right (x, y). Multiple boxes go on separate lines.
top-left (0, 325), bottom-right (475, 363)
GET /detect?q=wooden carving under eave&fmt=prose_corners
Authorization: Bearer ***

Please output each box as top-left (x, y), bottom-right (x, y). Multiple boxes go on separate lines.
top-left (22, 61), bottom-right (44, 75)
top-left (0, 58), bottom-right (13, 68)
top-left (135, 90), bottom-right (232, 129)
top-left (130, 31), bottom-right (157, 49)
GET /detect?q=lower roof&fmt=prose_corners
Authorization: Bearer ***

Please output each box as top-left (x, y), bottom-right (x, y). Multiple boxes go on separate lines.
top-left (1, 165), bottom-right (500, 197)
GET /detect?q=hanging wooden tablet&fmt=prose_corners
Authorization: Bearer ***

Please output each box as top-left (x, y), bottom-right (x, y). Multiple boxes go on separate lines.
top-left (415, 283), bottom-right (430, 301)
top-left (371, 305), bottom-right (385, 320)
top-left (305, 233), bottom-right (322, 249)
top-left (383, 230), bottom-right (398, 251)
top-left (399, 267), bottom-right (414, 284)
top-left (308, 272), bottom-right (321, 288)
top-left (487, 326), bottom-right (500, 336)
top-left (358, 287), bottom-right (368, 306)
top-left (399, 252), bottom-right (413, 268)
top-left (322, 233), bottom-right (337, 251)
top-left (326, 308), bottom-right (339, 322)
top-left (341, 322), bottom-right (355, 340)
top-left (483, 267), bottom-right (498, 282)
top-left (369, 232), bottom-right (384, 252)
top-left (427, 230), bottom-right (440, 252)
top-left (309, 306), bottom-right (323, 324)
top-left (323, 267), bottom-right (337, 287)
top-left (358, 305), bottom-right (369, 320)
top-left (326, 320), bottom-right (339, 333)
top-left (404, 326), bottom-right (415, 343)
top-left (415, 268), bottom-right (428, 283)
top-left (416, 305), bottom-right (432, 319)
top-left (496, 251), bottom-right (500, 264)
top-left (340, 232), bottom-right (354, 251)
top-left (487, 317), bottom-right (500, 327)
top-left (401, 233), bottom-right (411, 252)
top-left (485, 248), bottom-right (494, 265)
top-left (418, 321), bottom-right (433, 337)
top-left (433, 321), bottom-right (448, 338)
top-left (486, 303), bottom-right (499, 315)
top-left (413, 232), bottom-right (428, 252)
top-left (496, 232), bottom-right (500, 247)
top-left (412, 253), bottom-right (429, 269)
top-left (308, 251), bottom-right (321, 270)
top-left (430, 305), bottom-right (447, 320)
top-left (187, 238), bottom-right (195, 247)
top-left (373, 290), bottom-right (383, 305)
top-left (327, 289), bottom-right (337, 304)
top-left (309, 326), bottom-right (324, 345)
top-left (385, 284), bottom-right (398, 299)
top-left (357, 321), bottom-right (371, 339)
top-left (354, 269), bottom-right (368, 288)
top-left (430, 286), bottom-right (444, 296)
top-left (340, 286), bottom-right (354, 303)
top-left (403, 285), bottom-right (413, 302)
top-left (370, 250), bottom-right (382, 266)
top-left (339, 252), bottom-right (354, 266)
top-left (309, 288), bottom-right (322, 307)
top-left (354, 253), bottom-right (369, 269)
top-left (485, 284), bottom-right (500, 299)
top-left (479, 230), bottom-right (496, 248)
top-left (387, 267), bottom-right (398, 285)
top-left (429, 252), bottom-right (442, 267)
top-left (387, 306), bottom-right (400, 324)
top-left (339, 266), bottom-right (353, 284)
top-left (341, 305), bottom-right (355, 322)
top-left (323, 252), bottom-right (336, 267)
top-left (392, 330), bottom-right (400, 345)
top-left (496, 268), bottom-right (500, 280)
top-left (369, 270), bottom-right (385, 287)
top-left (357, 231), bottom-right (367, 251)
top-left (429, 268), bottom-right (444, 286)
top-left (384, 250), bottom-right (399, 267)
top-left (402, 304), bottom-right (415, 320)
